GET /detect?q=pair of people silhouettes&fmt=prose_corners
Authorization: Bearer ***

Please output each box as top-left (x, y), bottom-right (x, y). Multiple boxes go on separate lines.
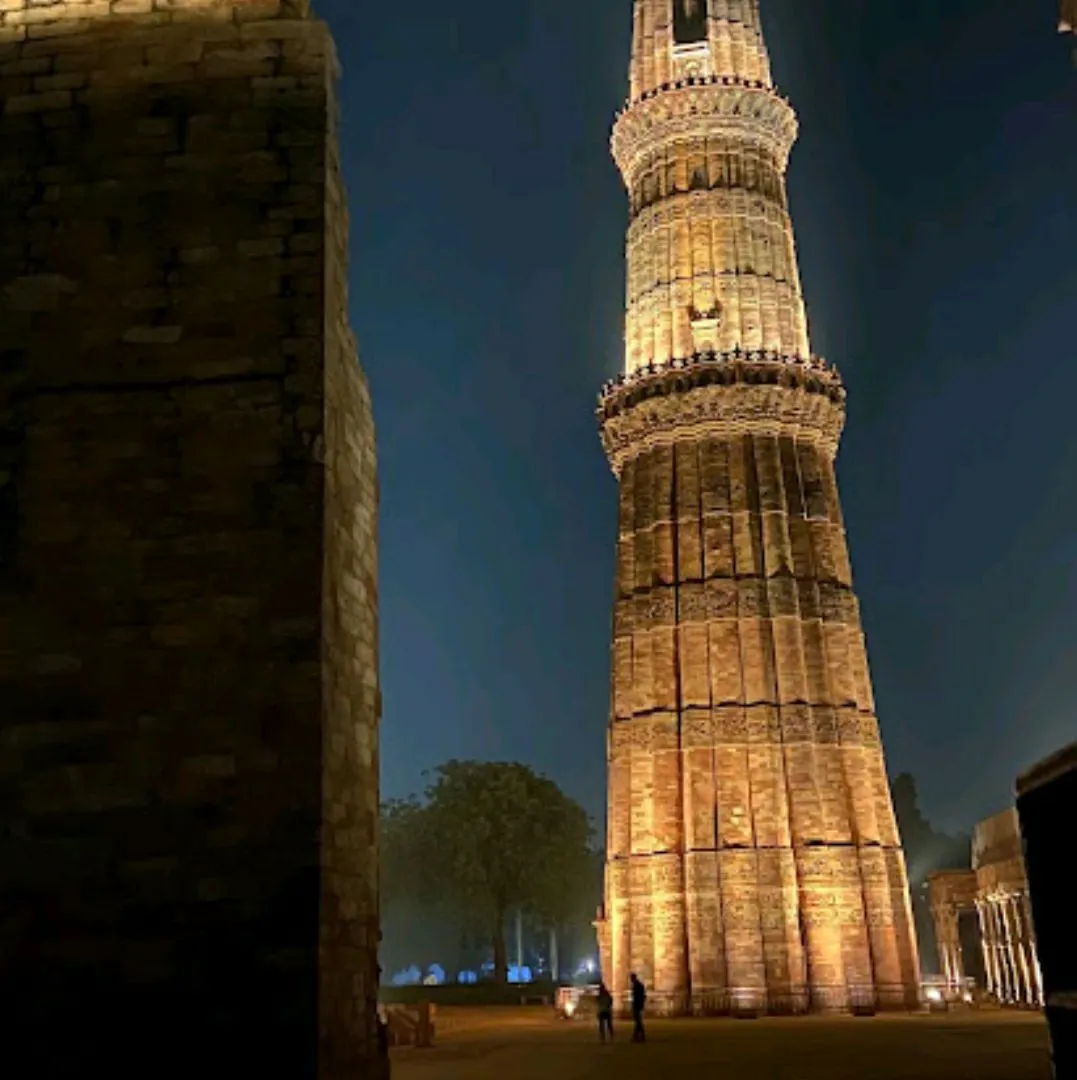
top-left (595, 974), bottom-right (647, 1044)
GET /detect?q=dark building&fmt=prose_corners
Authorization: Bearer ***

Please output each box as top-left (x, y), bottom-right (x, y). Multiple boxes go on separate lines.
top-left (1018, 744), bottom-right (1077, 1080)
top-left (0, 2), bottom-right (383, 1077)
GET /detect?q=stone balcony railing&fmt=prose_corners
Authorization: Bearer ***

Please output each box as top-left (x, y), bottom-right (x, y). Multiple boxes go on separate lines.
top-left (596, 350), bottom-right (847, 474)
top-left (611, 74), bottom-right (799, 177)
top-left (598, 348), bottom-right (841, 401)
top-left (619, 71), bottom-right (788, 111)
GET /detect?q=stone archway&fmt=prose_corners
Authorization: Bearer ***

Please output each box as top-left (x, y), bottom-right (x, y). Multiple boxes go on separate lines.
top-left (927, 870), bottom-right (979, 998)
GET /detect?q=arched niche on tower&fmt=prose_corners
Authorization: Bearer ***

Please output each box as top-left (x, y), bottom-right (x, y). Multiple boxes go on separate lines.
top-left (673, 0), bottom-right (708, 45)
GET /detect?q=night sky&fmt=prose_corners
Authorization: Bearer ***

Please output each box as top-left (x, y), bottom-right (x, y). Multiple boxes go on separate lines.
top-left (319, 0), bottom-right (1077, 835)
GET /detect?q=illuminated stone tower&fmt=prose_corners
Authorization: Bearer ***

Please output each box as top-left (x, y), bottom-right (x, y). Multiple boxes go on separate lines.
top-left (595, 0), bottom-right (921, 1015)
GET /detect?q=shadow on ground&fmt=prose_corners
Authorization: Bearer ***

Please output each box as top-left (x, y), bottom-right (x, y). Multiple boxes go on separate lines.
top-left (393, 1007), bottom-right (1052, 1080)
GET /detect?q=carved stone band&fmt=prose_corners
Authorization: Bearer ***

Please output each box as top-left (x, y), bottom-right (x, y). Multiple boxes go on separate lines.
top-left (598, 356), bottom-right (846, 476)
top-left (612, 81), bottom-right (799, 181)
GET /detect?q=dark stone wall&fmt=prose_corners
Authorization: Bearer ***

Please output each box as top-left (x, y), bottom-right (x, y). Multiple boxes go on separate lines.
top-left (0, 2), bottom-right (384, 1076)
top-left (1018, 745), bottom-right (1077, 1078)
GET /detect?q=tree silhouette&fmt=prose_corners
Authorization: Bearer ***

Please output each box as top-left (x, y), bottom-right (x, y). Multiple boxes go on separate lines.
top-left (381, 761), bottom-right (594, 983)
top-left (891, 772), bottom-right (971, 975)
top-left (891, 772), bottom-right (970, 885)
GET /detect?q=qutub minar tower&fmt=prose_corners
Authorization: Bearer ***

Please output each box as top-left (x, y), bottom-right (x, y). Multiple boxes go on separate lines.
top-left (594, 0), bottom-right (921, 1015)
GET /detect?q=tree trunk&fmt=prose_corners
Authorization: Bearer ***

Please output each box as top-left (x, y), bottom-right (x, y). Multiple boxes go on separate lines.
top-left (492, 916), bottom-right (508, 983)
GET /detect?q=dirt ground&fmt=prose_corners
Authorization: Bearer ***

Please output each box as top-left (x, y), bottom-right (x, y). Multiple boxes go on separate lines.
top-left (392, 1006), bottom-right (1053, 1080)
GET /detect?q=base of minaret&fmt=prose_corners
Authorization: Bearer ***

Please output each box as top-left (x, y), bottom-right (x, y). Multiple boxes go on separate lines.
top-left (598, 845), bottom-right (921, 1017)
top-left (596, 352), bottom-right (922, 1017)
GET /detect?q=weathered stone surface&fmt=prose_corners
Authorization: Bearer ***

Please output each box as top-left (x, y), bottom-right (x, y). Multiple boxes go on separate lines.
top-left (0, 2), bottom-right (384, 1077)
top-left (928, 804), bottom-right (1047, 1011)
top-left (597, 0), bottom-right (919, 1018)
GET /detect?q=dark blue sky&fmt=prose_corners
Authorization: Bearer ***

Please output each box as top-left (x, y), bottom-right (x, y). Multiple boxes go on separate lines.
top-left (320, 0), bottom-right (1077, 834)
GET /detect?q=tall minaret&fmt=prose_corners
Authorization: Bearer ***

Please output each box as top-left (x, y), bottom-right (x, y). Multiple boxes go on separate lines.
top-left (595, 0), bottom-right (921, 1016)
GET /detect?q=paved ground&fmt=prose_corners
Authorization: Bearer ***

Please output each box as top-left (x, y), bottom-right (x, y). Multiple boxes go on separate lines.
top-left (392, 1007), bottom-right (1053, 1080)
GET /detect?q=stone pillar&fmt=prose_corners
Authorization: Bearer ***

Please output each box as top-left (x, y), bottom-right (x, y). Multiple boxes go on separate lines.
top-left (1003, 895), bottom-right (1023, 1004)
top-left (1009, 894), bottom-right (1035, 1006)
top-left (990, 899), bottom-right (1015, 1003)
top-left (981, 900), bottom-right (997, 997)
top-left (1005, 896), bottom-right (1027, 1004)
top-left (986, 900), bottom-right (1000, 999)
top-left (0, 3), bottom-right (384, 1078)
top-left (938, 941), bottom-right (951, 988)
top-left (1001, 900), bottom-right (1018, 1002)
top-left (932, 905), bottom-right (962, 994)
top-left (1021, 892), bottom-right (1045, 1006)
top-left (949, 942), bottom-right (963, 992)
top-left (977, 900), bottom-right (999, 998)
top-left (1002, 894), bottom-right (1019, 1002)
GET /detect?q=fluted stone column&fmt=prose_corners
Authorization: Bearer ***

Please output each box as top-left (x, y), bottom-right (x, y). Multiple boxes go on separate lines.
top-left (1002, 897), bottom-right (1022, 1003)
top-left (1021, 893), bottom-right (1045, 1006)
top-left (1004, 896), bottom-right (1028, 1004)
top-left (985, 900), bottom-right (1002, 1000)
top-left (931, 901), bottom-right (963, 994)
top-left (986, 899), bottom-right (1013, 1002)
top-left (976, 900), bottom-right (995, 997)
top-left (596, 5), bottom-right (919, 1020)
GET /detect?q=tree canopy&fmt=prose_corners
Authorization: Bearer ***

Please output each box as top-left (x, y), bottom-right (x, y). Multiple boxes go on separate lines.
top-left (891, 772), bottom-right (971, 884)
top-left (890, 772), bottom-right (973, 976)
top-left (381, 760), bottom-right (595, 982)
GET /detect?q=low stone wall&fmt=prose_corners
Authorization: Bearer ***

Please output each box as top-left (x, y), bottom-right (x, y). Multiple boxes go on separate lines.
top-left (382, 981), bottom-right (556, 1007)
top-left (432, 1006), bottom-right (556, 1039)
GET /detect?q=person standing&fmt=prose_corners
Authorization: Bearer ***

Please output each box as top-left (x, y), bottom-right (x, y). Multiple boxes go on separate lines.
top-left (630, 973), bottom-right (647, 1043)
top-left (596, 982), bottom-right (614, 1043)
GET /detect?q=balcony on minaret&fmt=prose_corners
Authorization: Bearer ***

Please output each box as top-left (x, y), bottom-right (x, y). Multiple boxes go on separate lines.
top-left (672, 40), bottom-right (712, 81)
top-left (689, 305), bottom-right (722, 353)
